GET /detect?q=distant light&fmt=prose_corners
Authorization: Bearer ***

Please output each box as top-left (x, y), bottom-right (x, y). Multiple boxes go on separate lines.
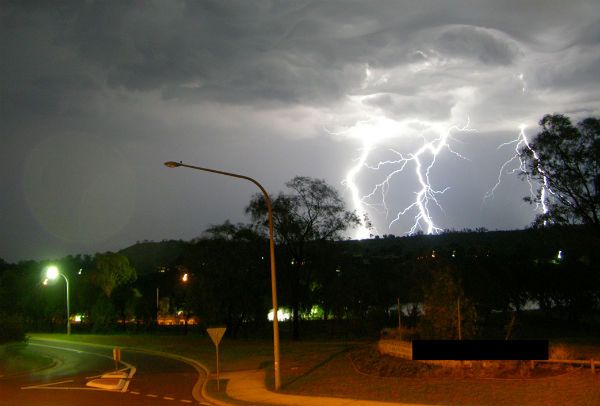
top-left (431, 250), bottom-right (436, 258)
top-left (268, 308), bottom-right (291, 322)
top-left (43, 278), bottom-right (49, 286)
top-left (78, 268), bottom-right (83, 275)
top-left (452, 250), bottom-right (456, 258)
top-left (46, 266), bottom-right (59, 280)
top-left (182, 273), bottom-right (188, 282)
top-left (557, 250), bottom-right (563, 260)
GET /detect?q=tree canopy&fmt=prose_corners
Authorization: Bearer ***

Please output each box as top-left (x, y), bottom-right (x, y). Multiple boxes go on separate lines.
top-left (90, 252), bottom-right (137, 297)
top-left (246, 176), bottom-right (361, 338)
top-left (520, 114), bottom-right (600, 232)
top-left (247, 176), bottom-right (361, 248)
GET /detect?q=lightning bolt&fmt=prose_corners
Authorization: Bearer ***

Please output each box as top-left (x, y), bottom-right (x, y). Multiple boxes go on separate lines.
top-left (339, 116), bottom-right (475, 238)
top-left (485, 72), bottom-right (552, 221)
top-left (485, 124), bottom-right (552, 218)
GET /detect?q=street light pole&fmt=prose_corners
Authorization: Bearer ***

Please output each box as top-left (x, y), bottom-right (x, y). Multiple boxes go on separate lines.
top-left (46, 266), bottom-right (71, 336)
top-left (164, 161), bottom-right (282, 390)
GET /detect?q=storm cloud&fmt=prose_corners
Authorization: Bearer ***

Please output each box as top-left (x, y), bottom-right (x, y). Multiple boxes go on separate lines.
top-left (1, 0), bottom-right (599, 261)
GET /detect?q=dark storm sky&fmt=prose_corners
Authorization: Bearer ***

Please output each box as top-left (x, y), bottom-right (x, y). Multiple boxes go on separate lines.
top-left (1, 0), bottom-right (599, 262)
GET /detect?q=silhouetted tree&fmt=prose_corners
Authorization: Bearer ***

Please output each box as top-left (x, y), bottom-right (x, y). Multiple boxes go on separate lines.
top-left (246, 176), bottom-right (361, 339)
top-left (520, 114), bottom-right (600, 232)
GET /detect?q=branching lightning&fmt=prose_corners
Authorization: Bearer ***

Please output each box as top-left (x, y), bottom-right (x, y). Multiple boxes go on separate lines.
top-left (338, 68), bottom-right (548, 239)
top-left (485, 124), bottom-right (552, 217)
top-left (485, 73), bottom-right (552, 220)
top-left (339, 116), bottom-right (475, 238)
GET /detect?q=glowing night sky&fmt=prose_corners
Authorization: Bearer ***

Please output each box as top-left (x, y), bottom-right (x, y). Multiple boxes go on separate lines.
top-left (1, 0), bottom-right (599, 262)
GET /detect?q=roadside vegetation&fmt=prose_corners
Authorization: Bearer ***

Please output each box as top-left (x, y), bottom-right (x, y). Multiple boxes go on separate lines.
top-left (0, 313), bottom-right (25, 344)
top-left (0, 342), bottom-right (52, 377)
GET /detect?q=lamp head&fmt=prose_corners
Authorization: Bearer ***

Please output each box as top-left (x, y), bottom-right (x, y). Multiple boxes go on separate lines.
top-left (164, 161), bottom-right (182, 168)
top-left (46, 265), bottom-right (59, 280)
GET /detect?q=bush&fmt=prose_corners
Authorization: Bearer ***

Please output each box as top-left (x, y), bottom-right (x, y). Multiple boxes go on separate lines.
top-left (0, 313), bottom-right (26, 343)
top-left (91, 297), bottom-right (117, 333)
top-left (417, 267), bottom-right (478, 339)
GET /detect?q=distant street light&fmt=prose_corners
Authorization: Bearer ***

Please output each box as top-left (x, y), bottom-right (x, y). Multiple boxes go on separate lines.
top-left (164, 160), bottom-right (282, 390)
top-left (45, 265), bottom-right (71, 335)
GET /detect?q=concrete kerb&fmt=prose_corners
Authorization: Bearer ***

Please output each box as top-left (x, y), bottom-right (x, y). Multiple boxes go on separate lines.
top-left (86, 371), bottom-right (128, 391)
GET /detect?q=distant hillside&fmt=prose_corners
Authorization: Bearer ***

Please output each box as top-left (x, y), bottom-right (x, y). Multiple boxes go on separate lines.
top-left (339, 225), bottom-right (597, 257)
top-left (117, 225), bottom-right (598, 273)
top-left (119, 240), bottom-right (191, 275)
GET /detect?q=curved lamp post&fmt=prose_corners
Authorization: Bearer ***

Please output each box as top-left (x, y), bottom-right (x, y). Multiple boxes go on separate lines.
top-left (46, 265), bottom-right (71, 335)
top-left (164, 161), bottom-right (281, 390)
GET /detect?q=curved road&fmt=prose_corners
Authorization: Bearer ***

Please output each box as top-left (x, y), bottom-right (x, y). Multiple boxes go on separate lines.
top-left (0, 339), bottom-right (212, 406)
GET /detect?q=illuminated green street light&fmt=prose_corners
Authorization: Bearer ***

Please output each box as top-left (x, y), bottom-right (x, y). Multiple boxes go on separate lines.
top-left (164, 160), bottom-right (282, 391)
top-left (45, 265), bottom-right (71, 335)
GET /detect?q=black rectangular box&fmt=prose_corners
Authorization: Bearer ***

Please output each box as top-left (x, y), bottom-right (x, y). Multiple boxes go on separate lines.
top-left (412, 340), bottom-right (549, 360)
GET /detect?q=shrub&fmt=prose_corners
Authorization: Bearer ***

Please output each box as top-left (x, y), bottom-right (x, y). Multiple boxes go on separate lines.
top-left (0, 313), bottom-right (26, 343)
top-left (91, 297), bottom-right (117, 333)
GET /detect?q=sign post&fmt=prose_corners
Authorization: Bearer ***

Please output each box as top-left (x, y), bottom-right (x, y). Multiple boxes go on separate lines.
top-left (112, 347), bottom-right (121, 371)
top-left (207, 327), bottom-right (226, 391)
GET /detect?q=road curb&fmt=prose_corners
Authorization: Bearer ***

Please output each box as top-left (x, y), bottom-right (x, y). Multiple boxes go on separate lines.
top-left (119, 347), bottom-right (232, 406)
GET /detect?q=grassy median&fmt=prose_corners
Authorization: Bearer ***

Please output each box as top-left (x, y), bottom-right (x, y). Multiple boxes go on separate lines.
top-left (0, 342), bottom-right (53, 377)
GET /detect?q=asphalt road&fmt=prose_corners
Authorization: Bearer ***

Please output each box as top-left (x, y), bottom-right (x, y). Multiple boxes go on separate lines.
top-left (0, 339), bottom-right (211, 406)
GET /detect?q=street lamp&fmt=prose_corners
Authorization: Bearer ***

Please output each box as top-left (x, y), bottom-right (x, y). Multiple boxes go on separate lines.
top-left (45, 265), bottom-right (71, 335)
top-left (164, 160), bottom-right (282, 390)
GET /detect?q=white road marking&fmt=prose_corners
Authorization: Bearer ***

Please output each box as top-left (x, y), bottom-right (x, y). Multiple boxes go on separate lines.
top-left (22, 386), bottom-right (109, 391)
top-left (27, 342), bottom-right (137, 393)
top-left (163, 396), bottom-right (175, 400)
top-left (21, 380), bottom-right (74, 389)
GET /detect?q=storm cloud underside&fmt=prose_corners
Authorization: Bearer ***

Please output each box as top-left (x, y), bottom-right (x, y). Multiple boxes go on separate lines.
top-left (1, 0), bottom-right (599, 261)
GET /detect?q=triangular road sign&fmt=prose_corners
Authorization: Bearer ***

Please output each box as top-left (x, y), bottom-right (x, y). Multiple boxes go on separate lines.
top-left (207, 327), bottom-right (226, 346)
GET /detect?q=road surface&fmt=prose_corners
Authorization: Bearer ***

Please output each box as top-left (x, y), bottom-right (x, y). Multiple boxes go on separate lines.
top-left (0, 338), bottom-right (212, 406)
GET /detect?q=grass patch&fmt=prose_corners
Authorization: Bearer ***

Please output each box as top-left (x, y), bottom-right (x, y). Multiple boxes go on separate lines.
top-left (0, 342), bottom-right (53, 376)
top-left (30, 333), bottom-right (352, 379)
